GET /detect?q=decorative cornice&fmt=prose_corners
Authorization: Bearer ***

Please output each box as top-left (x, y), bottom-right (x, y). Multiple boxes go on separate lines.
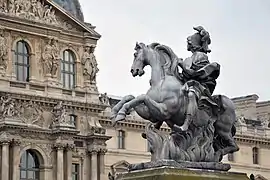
top-left (0, 140), bottom-right (11, 145)
top-left (53, 143), bottom-right (66, 150)
top-left (0, 91), bottom-right (107, 113)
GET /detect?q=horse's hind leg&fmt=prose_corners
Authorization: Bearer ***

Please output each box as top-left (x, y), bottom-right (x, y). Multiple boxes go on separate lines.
top-left (214, 131), bottom-right (239, 162)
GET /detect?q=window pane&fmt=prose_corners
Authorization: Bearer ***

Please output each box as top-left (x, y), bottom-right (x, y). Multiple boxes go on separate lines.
top-left (70, 64), bottom-right (74, 72)
top-left (17, 55), bottom-right (23, 64)
top-left (24, 66), bottom-right (29, 82)
top-left (65, 63), bottom-right (69, 71)
top-left (64, 73), bottom-right (69, 87)
top-left (17, 65), bottom-right (24, 81)
top-left (70, 74), bottom-right (74, 88)
top-left (72, 164), bottom-right (76, 172)
top-left (18, 41), bottom-right (23, 53)
top-left (28, 153), bottom-right (35, 168)
top-left (72, 174), bottom-right (76, 180)
top-left (65, 51), bottom-right (69, 61)
top-left (23, 44), bottom-right (28, 54)
top-left (70, 54), bottom-right (75, 63)
top-left (21, 152), bottom-right (27, 168)
top-left (20, 170), bottom-right (26, 178)
top-left (24, 55), bottom-right (29, 65)
top-left (28, 170), bottom-right (34, 178)
top-left (61, 72), bottom-right (64, 82)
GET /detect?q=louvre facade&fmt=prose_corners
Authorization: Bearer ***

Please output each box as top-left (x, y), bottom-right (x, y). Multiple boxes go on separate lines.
top-left (0, 0), bottom-right (270, 180)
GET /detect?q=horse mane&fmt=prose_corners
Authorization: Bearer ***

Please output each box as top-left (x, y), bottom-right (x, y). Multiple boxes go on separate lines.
top-left (148, 43), bottom-right (182, 81)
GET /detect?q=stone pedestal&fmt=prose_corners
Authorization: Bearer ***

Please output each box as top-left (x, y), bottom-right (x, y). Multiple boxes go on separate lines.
top-left (116, 166), bottom-right (250, 180)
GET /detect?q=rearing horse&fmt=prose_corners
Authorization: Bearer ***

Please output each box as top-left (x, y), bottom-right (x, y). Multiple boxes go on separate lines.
top-left (111, 42), bottom-right (239, 161)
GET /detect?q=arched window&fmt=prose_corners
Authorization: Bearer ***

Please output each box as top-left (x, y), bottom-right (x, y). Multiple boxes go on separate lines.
top-left (61, 50), bottom-right (76, 89)
top-left (20, 149), bottom-right (40, 180)
top-left (14, 40), bottom-right (30, 82)
top-left (252, 147), bottom-right (259, 164)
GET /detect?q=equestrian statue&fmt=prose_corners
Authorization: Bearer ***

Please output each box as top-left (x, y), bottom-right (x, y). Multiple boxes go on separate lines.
top-left (110, 26), bottom-right (239, 169)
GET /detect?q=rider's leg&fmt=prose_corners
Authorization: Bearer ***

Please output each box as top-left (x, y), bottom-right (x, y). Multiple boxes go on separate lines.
top-left (179, 90), bottom-right (198, 131)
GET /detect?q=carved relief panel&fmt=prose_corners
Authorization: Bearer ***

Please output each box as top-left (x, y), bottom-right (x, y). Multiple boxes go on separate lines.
top-left (0, 0), bottom-right (81, 31)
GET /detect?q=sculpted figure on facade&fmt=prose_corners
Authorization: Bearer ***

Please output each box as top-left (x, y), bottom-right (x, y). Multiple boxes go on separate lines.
top-left (81, 45), bottom-right (99, 83)
top-left (110, 26), bottom-right (239, 171)
top-left (0, 95), bottom-right (20, 118)
top-left (51, 101), bottom-right (70, 125)
top-left (0, 28), bottom-right (8, 72)
top-left (0, 0), bottom-right (7, 13)
top-left (99, 93), bottom-right (110, 105)
top-left (42, 38), bottom-right (60, 78)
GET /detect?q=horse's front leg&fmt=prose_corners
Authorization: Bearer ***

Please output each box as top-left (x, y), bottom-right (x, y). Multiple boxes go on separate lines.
top-left (113, 94), bottom-right (170, 126)
top-left (110, 95), bottom-right (135, 120)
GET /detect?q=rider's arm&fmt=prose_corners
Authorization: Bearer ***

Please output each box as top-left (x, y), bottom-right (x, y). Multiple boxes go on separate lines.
top-left (177, 58), bottom-right (196, 76)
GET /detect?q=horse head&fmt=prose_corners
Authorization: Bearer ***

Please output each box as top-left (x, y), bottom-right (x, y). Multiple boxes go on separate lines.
top-left (130, 42), bottom-right (149, 77)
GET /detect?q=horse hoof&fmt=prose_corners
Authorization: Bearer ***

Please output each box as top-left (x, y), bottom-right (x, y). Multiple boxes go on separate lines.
top-left (115, 114), bottom-right (126, 122)
top-left (111, 119), bottom-right (117, 127)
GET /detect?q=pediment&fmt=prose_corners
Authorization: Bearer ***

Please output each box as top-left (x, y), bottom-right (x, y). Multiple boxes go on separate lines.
top-left (255, 174), bottom-right (268, 180)
top-left (0, 0), bottom-right (100, 38)
top-left (110, 160), bottom-right (130, 174)
top-left (111, 160), bottom-right (130, 169)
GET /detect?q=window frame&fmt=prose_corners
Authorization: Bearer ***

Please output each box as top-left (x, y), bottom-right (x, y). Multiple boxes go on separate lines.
top-left (252, 147), bottom-right (259, 164)
top-left (20, 150), bottom-right (40, 180)
top-left (14, 40), bottom-right (30, 82)
top-left (61, 50), bottom-right (76, 89)
top-left (72, 163), bottom-right (80, 180)
top-left (117, 130), bottom-right (125, 149)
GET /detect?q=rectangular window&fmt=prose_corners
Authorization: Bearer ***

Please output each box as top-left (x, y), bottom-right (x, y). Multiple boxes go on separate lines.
top-left (118, 130), bottom-right (125, 149)
top-left (72, 163), bottom-right (79, 180)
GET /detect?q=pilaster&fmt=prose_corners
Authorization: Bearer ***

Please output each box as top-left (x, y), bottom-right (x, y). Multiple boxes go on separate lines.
top-left (66, 144), bottom-right (75, 180)
top-left (12, 140), bottom-right (21, 180)
top-left (54, 143), bottom-right (65, 180)
top-left (90, 149), bottom-right (99, 180)
top-left (1, 140), bottom-right (11, 180)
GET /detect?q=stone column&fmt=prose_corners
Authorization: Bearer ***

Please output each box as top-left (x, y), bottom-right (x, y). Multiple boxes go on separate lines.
top-left (1, 140), bottom-right (10, 180)
top-left (55, 144), bottom-right (65, 180)
top-left (83, 152), bottom-right (90, 180)
top-left (91, 150), bottom-right (98, 180)
top-left (12, 140), bottom-right (21, 180)
top-left (66, 144), bottom-right (74, 180)
top-left (99, 149), bottom-right (107, 175)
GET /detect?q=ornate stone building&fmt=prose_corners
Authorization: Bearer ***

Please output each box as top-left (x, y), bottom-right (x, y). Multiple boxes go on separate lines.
top-left (0, 0), bottom-right (111, 180)
top-left (103, 94), bottom-right (270, 180)
top-left (0, 0), bottom-right (270, 180)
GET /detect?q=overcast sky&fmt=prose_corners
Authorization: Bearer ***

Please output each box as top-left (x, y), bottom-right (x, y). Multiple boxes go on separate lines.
top-left (80, 0), bottom-right (270, 101)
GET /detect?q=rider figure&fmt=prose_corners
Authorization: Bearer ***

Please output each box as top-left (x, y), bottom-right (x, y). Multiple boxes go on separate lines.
top-left (177, 26), bottom-right (220, 131)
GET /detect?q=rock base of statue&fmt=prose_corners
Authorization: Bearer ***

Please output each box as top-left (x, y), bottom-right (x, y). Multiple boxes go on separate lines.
top-left (128, 159), bottom-right (231, 172)
top-left (115, 166), bottom-right (250, 180)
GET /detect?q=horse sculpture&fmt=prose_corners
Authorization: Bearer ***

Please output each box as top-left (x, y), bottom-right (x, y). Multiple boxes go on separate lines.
top-left (110, 27), bottom-right (239, 165)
